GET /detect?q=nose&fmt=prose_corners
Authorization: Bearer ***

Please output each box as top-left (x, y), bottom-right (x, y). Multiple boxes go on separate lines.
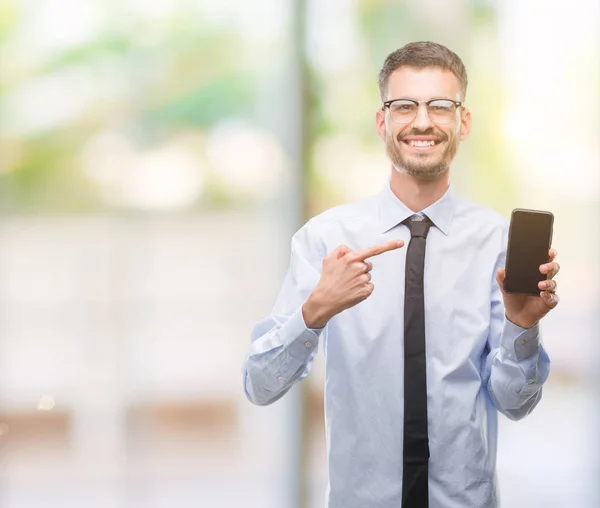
top-left (412, 103), bottom-right (433, 130)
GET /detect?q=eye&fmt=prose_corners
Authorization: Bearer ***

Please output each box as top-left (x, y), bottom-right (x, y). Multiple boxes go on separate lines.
top-left (391, 102), bottom-right (416, 113)
top-left (429, 100), bottom-right (454, 110)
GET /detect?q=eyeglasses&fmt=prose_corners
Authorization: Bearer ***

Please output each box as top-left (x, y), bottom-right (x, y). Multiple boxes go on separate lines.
top-left (382, 98), bottom-right (463, 125)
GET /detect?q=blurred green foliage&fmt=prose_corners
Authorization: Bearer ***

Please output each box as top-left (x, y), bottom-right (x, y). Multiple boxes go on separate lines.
top-left (0, 0), bottom-right (514, 216)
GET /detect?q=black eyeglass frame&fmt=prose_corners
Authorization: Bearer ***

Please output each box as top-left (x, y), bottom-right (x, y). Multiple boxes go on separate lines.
top-left (381, 98), bottom-right (463, 124)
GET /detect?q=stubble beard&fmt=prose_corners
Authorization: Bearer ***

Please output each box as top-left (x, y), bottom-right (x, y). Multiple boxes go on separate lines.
top-left (385, 128), bottom-right (459, 181)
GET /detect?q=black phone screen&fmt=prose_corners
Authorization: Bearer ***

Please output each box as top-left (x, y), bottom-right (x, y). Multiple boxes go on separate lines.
top-left (504, 210), bottom-right (553, 296)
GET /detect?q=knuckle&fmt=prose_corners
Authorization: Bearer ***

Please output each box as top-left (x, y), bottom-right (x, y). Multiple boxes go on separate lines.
top-left (354, 260), bottom-right (367, 272)
top-left (344, 252), bottom-right (356, 263)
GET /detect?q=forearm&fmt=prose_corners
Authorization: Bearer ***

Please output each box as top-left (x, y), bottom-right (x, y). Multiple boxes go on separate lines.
top-left (485, 319), bottom-right (551, 421)
top-left (243, 306), bottom-right (322, 406)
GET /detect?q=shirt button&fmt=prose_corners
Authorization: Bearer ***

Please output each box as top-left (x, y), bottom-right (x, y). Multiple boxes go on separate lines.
top-left (527, 378), bottom-right (535, 384)
top-left (305, 341), bottom-right (313, 348)
top-left (277, 376), bottom-right (284, 383)
top-left (517, 339), bottom-right (525, 345)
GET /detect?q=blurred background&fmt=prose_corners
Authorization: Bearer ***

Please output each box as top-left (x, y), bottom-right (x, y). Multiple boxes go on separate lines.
top-left (0, 0), bottom-right (598, 507)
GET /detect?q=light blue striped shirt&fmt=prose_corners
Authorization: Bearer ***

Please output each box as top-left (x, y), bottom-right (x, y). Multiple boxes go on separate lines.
top-left (242, 183), bottom-right (550, 508)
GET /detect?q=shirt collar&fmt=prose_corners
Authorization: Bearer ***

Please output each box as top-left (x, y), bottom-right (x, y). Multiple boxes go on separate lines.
top-left (379, 181), bottom-right (456, 235)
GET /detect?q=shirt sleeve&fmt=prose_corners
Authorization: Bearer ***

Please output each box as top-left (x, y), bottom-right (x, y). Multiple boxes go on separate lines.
top-left (242, 219), bottom-right (325, 406)
top-left (482, 228), bottom-right (551, 421)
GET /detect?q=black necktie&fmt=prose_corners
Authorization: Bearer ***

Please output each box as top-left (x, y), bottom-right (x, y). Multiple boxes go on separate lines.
top-left (402, 215), bottom-right (432, 508)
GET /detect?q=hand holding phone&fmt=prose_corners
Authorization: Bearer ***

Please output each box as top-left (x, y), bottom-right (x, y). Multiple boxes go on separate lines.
top-left (503, 209), bottom-right (554, 297)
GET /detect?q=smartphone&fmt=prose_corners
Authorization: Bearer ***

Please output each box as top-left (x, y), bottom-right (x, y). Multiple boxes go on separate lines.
top-left (503, 209), bottom-right (554, 296)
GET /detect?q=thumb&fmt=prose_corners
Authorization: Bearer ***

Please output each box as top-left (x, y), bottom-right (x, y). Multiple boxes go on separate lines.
top-left (496, 267), bottom-right (506, 289)
top-left (332, 244), bottom-right (352, 260)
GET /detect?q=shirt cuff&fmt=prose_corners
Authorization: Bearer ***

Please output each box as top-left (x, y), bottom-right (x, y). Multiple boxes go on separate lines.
top-left (280, 306), bottom-right (322, 362)
top-left (501, 318), bottom-right (541, 362)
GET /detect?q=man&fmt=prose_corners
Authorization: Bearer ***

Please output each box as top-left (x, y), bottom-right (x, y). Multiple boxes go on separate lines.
top-left (241, 41), bottom-right (560, 508)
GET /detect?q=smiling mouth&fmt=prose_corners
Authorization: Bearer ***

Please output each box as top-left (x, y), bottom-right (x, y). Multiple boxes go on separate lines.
top-left (400, 137), bottom-right (444, 151)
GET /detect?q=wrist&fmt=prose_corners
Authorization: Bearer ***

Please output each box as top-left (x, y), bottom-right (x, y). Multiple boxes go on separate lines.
top-left (302, 292), bottom-right (332, 329)
top-left (505, 313), bottom-right (538, 329)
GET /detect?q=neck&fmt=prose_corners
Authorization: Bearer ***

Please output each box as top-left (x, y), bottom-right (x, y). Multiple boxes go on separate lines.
top-left (389, 167), bottom-right (450, 212)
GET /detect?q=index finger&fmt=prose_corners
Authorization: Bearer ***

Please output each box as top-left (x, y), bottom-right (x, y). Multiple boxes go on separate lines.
top-left (351, 240), bottom-right (404, 261)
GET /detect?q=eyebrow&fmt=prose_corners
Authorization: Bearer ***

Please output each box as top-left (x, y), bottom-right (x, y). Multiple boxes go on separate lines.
top-left (387, 97), bottom-right (454, 102)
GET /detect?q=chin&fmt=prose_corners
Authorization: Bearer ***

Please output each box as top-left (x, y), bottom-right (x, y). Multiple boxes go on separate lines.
top-left (393, 161), bottom-right (449, 180)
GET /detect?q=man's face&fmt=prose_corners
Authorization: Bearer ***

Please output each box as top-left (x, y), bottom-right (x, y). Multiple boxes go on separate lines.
top-left (376, 66), bottom-right (471, 180)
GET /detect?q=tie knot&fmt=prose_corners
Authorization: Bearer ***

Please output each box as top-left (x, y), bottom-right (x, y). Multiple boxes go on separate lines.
top-left (404, 215), bottom-right (432, 238)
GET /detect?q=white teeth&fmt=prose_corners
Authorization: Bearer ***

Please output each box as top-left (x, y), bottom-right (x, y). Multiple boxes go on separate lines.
top-left (409, 140), bottom-right (436, 147)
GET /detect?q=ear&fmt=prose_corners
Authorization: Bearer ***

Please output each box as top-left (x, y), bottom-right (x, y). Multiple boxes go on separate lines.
top-left (459, 108), bottom-right (472, 141)
top-left (376, 108), bottom-right (386, 142)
